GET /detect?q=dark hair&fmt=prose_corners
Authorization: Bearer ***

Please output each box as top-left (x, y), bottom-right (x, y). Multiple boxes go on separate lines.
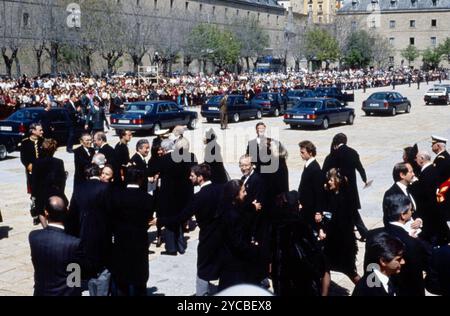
top-left (299, 140), bottom-right (317, 157)
top-left (191, 163), bottom-right (211, 180)
top-left (94, 132), bottom-right (107, 143)
top-left (45, 196), bottom-right (67, 223)
top-left (364, 232), bottom-right (404, 271)
top-left (392, 162), bottom-right (409, 182)
top-left (255, 122), bottom-right (266, 130)
top-left (332, 133), bottom-right (347, 147)
top-left (221, 179), bottom-right (244, 208)
top-left (84, 163), bottom-right (101, 179)
top-left (403, 145), bottom-right (418, 164)
top-left (41, 138), bottom-right (58, 157)
top-left (80, 132), bottom-right (91, 141)
top-left (384, 194), bottom-right (412, 223)
top-left (126, 166), bottom-right (145, 185)
top-left (118, 129), bottom-right (131, 139)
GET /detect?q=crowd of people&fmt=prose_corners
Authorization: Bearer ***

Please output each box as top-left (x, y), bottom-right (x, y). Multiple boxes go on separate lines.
top-left (1, 68), bottom-right (447, 120)
top-left (22, 116), bottom-right (450, 296)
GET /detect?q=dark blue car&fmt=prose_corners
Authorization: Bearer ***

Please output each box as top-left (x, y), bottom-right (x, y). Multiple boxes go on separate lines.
top-left (250, 92), bottom-right (291, 116)
top-left (0, 107), bottom-right (84, 159)
top-left (110, 101), bottom-right (198, 134)
top-left (201, 95), bottom-right (262, 123)
top-left (283, 98), bottom-right (355, 130)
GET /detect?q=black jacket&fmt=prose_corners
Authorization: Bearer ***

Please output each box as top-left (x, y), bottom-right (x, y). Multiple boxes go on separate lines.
top-left (67, 179), bottom-right (112, 279)
top-left (130, 153), bottom-right (148, 191)
top-left (298, 160), bottom-right (325, 224)
top-left (110, 186), bottom-right (154, 285)
top-left (74, 146), bottom-right (95, 184)
top-left (433, 150), bottom-right (450, 185)
top-left (114, 142), bottom-right (130, 183)
top-left (323, 144), bottom-right (366, 210)
top-left (382, 183), bottom-right (418, 226)
top-left (161, 183), bottom-right (224, 280)
top-left (29, 226), bottom-right (82, 296)
top-left (20, 137), bottom-right (43, 169)
top-left (352, 273), bottom-right (393, 296)
top-left (31, 157), bottom-right (66, 214)
top-left (385, 224), bottom-right (431, 296)
top-left (98, 143), bottom-right (116, 169)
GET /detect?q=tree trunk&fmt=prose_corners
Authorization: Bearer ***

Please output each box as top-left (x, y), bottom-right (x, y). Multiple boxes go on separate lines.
top-left (14, 54), bottom-right (21, 77)
top-left (132, 54), bottom-right (140, 73)
top-left (47, 42), bottom-right (59, 75)
top-left (1, 48), bottom-right (15, 78)
top-left (85, 54), bottom-right (92, 74)
top-left (245, 56), bottom-right (250, 72)
top-left (35, 48), bottom-right (43, 76)
top-left (183, 55), bottom-right (192, 74)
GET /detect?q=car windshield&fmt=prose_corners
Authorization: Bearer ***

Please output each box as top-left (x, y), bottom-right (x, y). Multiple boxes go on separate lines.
top-left (254, 94), bottom-right (269, 100)
top-left (207, 96), bottom-right (223, 104)
top-left (428, 88), bottom-right (446, 92)
top-left (8, 110), bottom-right (42, 121)
top-left (126, 103), bottom-right (153, 112)
top-left (295, 101), bottom-right (322, 109)
top-left (368, 93), bottom-right (389, 100)
top-left (287, 90), bottom-right (307, 97)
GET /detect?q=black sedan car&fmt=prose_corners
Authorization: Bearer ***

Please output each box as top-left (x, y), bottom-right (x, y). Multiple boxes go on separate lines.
top-left (0, 107), bottom-right (84, 160)
top-left (201, 95), bottom-right (262, 123)
top-left (362, 92), bottom-right (411, 116)
top-left (286, 89), bottom-right (316, 103)
top-left (314, 87), bottom-right (354, 104)
top-left (283, 98), bottom-right (355, 130)
top-left (250, 92), bottom-right (292, 116)
top-left (110, 101), bottom-right (198, 134)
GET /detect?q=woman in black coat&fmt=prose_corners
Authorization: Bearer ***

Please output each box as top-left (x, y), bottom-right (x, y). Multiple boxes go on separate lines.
top-left (203, 129), bottom-right (229, 184)
top-left (322, 168), bottom-right (361, 294)
top-left (31, 138), bottom-right (68, 227)
top-left (218, 180), bottom-right (262, 291)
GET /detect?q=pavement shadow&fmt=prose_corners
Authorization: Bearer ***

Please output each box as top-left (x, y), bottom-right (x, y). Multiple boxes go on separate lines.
top-left (147, 286), bottom-right (165, 296)
top-left (0, 155), bottom-right (18, 161)
top-left (329, 280), bottom-right (351, 296)
top-left (0, 226), bottom-right (13, 240)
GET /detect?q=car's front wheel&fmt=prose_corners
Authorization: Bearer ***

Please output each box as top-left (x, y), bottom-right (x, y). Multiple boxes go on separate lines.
top-left (405, 104), bottom-right (411, 113)
top-left (0, 144), bottom-right (7, 160)
top-left (321, 118), bottom-right (329, 130)
top-left (187, 118), bottom-right (197, 130)
top-left (347, 114), bottom-right (355, 125)
top-left (153, 122), bottom-right (161, 134)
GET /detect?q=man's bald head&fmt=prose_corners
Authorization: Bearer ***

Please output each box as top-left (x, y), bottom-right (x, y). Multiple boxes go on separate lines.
top-left (416, 151), bottom-right (432, 168)
top-left (45, 196), bottom-right (67, 223)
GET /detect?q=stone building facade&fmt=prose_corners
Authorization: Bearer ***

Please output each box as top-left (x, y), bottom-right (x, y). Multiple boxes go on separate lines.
top-left (337, 0), bottom-right (450, 68)
top-left (278, 0), bottom-right (338, 24)
top-left (0, 0), bottom-right (296, 76)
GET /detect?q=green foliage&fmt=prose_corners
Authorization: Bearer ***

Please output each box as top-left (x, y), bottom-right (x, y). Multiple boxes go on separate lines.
top-left (304, 28), bottom-right (340, 66)
top-left (401, 45), bottom-right (420, 65)
top-left (232, 17), bottom-right (269, 59)
top-left (186, 24), bottom-right (241, 69)
top-left (422, 48), bottom-right (441, 70)
top-left (437, 37), bottom-right (450, 61)
top-left (342, 30), bottom-right (373, 68)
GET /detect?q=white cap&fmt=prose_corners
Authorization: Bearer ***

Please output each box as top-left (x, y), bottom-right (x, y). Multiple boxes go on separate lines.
top-left (432, 135), bottom-right (448, 144)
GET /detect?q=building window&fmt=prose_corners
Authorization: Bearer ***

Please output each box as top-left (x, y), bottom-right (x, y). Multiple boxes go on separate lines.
top-left (431, 37), bottom-right (437, 46)
top-left (390, 0), bottom-right (397, 8)
top-left (276, 15), bottom-right (279, 25)
top-left (410, 37), bottom-right (415, 45)
top-left (432, 0), bottom-right (438, 6)
top-left (370, 19), bottom-right (376, 28)
top-left (23, 12), bottom-right (29, 27)
top-left (389, 20), bottom-right (395, 28)
top-left (257, 13), bottom-right (260, 21)
top-left (247, 11), bottom-right (250, 17)
top-left (236, 9), bottom-right (239, 16)
top-left (410, 20), bottom-right (415, 28)
top-left (411, 0), bottom-right (417, 7)
top-left (212, 6), bottom-right (215, 15)
top-left (389, 56), bottom-right (394, 64)
top-left (431, 19), bottom-right (437, 27)
top-left (154, 0), bottom-right (157, 9)
top-left (389, 37), bottom-right (394, 45)
top-left (137, 0), bottom-right (140, 7)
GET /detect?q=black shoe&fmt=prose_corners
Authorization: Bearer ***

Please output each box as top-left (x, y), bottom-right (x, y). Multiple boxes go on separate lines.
top-left (149, 250), bottom-right (155, 255)
top-left (160, 251), bottom-right (177, 256)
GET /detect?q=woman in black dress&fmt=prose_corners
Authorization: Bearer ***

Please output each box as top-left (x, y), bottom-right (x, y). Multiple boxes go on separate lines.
top-left (322, 168), bottom-right (361, 294)
top-left (203, 129), bottom-right (229, 184)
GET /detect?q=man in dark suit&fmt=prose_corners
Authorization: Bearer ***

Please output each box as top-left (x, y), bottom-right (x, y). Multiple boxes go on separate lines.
top-left (29, 196), bottom-right (83, 296)
top-left (114, 129), bottom-right (132, 184)
top-left (298, 140), bottom-right (325, 226)
top-left (431, 135), bottom-right (450, 185)
top-left (323, 133), bottom-right (370, 240)
top-left (130, 139), bottom-right (150, 192)
top-left (415, 151), bottom-right (450, 245)
top-left (383, 194), bottom-right (431, 296)
top-left (94, 131), bottom-right (117, 172)
top-left (86, 96), bottom-right (109, 134)
top-left (382, 162), bottom-right (423, 230)
top-left (157, 164), bottom-right (224, 296)
top-left (20, 123), bottom-right (44, 195)
top-left (73, 133), bottom-right (95, 188)
top-left (353, 231), bottom-right (405, 296)
top-left (66, 164), bottom-right (112, 282)
top-left (64, 93), bottom-right (81, 153)
top-left (246, 122), bottom-right (272, 174)
top-left (110, 167), bottom-right (154, 296)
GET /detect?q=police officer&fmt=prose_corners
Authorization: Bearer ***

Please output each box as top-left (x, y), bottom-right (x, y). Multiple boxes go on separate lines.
top-left (431, 135), bottom-right (450, 185)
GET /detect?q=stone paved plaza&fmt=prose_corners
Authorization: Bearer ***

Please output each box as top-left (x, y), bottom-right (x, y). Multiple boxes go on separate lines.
top-left (1, 80), bottom-right (449, 296)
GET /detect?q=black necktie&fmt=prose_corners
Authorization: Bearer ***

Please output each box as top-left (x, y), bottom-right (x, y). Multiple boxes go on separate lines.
top-left (387, 280), bottom-right (395, 296)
